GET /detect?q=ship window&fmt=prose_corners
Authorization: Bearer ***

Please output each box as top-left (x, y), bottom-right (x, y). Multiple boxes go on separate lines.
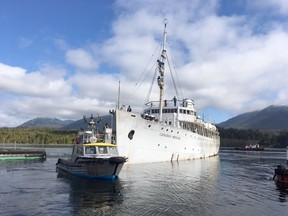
top-left (152, 109), bottom-right (159, 114)
top-left (85, 146), bottom-right (96, 154)
top-left (98, 146), bottom-right (108, 154)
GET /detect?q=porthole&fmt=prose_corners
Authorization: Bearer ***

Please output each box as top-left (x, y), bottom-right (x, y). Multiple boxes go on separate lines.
top-left (128, 130), bottom-right (135, 140)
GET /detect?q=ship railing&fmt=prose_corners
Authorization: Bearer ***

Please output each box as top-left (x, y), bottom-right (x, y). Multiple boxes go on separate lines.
top-left (145, 99), bottom-right (181, 108)
top-left (180, 121), bottom-right (219, 138)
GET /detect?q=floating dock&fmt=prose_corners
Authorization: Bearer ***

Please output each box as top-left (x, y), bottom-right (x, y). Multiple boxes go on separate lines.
top-left (0, 149), bottom-right (46, 160)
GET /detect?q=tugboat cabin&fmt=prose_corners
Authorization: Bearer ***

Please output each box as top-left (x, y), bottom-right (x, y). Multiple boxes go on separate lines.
top-left (71, 143), bottom-right (119, 162)
top-left (72, 126), bottom-right (118, 161)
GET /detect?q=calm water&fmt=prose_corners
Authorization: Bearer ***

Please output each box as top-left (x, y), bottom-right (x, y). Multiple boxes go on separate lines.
top-left (0, 147), bottom-right (287, 216)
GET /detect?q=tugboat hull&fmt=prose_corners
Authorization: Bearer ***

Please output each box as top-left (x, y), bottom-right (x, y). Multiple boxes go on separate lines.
top-left (56, 156), bottom-right (126, 180)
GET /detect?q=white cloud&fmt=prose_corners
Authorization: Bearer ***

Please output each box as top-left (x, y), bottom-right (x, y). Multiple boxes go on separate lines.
top-left (99, 0), bottom-right (288, 120)
top-left (65, 48), bottom-right (98, 70)
top-left (1, 0), bottom-right (288, 126)
top-left (0, 63), bottom-right (70, 97)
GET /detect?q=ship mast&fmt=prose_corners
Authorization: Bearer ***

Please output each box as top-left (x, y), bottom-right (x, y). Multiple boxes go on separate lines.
top-left (158, 20), bottom-right (167, 122)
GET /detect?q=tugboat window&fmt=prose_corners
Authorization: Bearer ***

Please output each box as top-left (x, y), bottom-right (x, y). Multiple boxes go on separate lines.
top-left (85, 146), bottom-right (96, 154)
top-left (109, 147), bottom-right (118, 155)
top-left (76, 147), bottom-right (83, 155)
top-left (98, 146), bottom-right (108, 154)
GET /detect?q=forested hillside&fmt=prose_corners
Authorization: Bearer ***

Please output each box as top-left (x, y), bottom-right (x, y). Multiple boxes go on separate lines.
top-left (0, 128), bottom-right (76, 145)
top-left (1, 127), bottom-right (288, 148)
top-left (218, 127), bottom-right (288, 148)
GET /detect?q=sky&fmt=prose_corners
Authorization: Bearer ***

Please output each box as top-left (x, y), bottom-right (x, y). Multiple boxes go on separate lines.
top-left (0, 0), bottom-right (288, 127)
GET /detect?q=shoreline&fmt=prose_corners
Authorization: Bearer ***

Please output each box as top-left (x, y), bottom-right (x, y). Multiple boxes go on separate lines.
top-left (0, 143), bottom-right (73, 148)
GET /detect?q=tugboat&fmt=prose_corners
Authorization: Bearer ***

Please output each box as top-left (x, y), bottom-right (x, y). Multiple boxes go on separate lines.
top-left (273, 147), bottom-right (288, 186)
top-left (235, 143), bottom-right (264, 151)
top-left (56, 114), bottom-right (127, 180)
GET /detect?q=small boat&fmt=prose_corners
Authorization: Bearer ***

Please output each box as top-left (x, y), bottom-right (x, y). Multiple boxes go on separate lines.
top-left (273, 147), bottom-right (288, 186)
top-left (235, 143), bottom-right (264, 151)
top-left (0, 149), bottom-right (46, 160)
top-left (56, 114), bottom-right (127, 180)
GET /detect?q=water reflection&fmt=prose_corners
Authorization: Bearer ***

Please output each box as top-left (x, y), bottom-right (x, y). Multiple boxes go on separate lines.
top-left (0, 158), bottom-right (46, 171)
top-left (2, 149), bottom-right (287, 215)
top-left (111, 156), bottom-right (221, 215)
top-left (275, 182), bottom-right (288, 202)
top-left (57, 172), bottom-right (124, 215)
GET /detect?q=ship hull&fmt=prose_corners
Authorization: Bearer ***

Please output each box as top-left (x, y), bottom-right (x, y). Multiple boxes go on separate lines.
top-left (115, 110), bottom-right (220, 164)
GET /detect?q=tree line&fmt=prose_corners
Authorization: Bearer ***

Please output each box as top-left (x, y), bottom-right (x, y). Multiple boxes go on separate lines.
top-left (218, 127), bottom-right (288, 148)
top-left (0, 128), bottom-right (77, 145)
top-left (1, 127), bottom-right (288, 148)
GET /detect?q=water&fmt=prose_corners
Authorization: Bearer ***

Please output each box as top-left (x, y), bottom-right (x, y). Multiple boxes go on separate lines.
top-left (0, 148), bottom-right (287, 216)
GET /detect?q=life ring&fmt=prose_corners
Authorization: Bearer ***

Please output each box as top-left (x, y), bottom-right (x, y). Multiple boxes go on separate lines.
top-left (89, 136), bottom-right (97, 143)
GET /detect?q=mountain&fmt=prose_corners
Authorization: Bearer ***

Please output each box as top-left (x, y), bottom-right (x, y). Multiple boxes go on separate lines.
top-left (17, 117), bottom-right (74, 129)
top-left (16, 115), bottom-right (114, 130)
top-left (218, 105), bottom-right (288, 130)
top-left (61, 115), bottom-right (114, 131)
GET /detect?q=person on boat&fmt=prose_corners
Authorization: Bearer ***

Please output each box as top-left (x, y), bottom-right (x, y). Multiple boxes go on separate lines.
top-left (173, 96), bottom-right (177, 106)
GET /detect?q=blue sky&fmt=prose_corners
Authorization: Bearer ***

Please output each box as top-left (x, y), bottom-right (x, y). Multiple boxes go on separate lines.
top-left (0, 0), bottom-right (288, 127)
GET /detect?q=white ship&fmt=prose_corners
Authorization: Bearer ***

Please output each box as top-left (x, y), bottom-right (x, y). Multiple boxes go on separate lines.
top-left (114, 22), bottom-right (220, 164)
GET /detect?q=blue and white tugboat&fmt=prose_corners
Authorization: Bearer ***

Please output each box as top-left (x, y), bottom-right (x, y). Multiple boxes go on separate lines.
top-left (56, 114), bottom-right (127, 180)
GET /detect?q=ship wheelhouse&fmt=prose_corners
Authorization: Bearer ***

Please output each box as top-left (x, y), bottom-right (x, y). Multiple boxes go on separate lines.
top-left (143, 98), bottom-right (197, 125)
